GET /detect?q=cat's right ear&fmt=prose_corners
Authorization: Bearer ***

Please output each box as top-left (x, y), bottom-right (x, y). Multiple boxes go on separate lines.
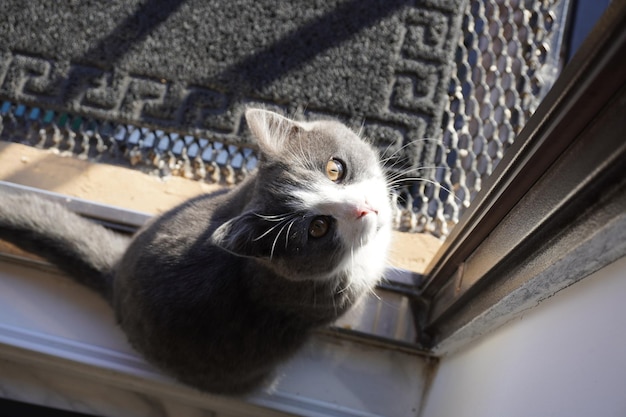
top-left (245, 108), bottom-right (305, 155)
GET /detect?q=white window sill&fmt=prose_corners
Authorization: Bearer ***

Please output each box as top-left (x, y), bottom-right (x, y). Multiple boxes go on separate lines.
top-left (0, 259), bottom-right (431, 417)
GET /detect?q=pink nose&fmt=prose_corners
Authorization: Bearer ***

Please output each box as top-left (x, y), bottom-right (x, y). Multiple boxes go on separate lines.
top-left (355, 205), bottom-right (378, 219)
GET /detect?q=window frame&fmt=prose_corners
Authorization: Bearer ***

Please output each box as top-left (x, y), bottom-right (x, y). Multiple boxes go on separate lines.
top-left (417, 0), bottom-right (626, 351)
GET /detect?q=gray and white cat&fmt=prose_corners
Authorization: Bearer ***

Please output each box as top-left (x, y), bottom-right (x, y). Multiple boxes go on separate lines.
top-left (0, 108), bottom-right (392, 394)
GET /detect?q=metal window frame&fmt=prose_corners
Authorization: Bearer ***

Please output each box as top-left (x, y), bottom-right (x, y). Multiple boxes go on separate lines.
top-left (417, 0), bottom-right (626, 352)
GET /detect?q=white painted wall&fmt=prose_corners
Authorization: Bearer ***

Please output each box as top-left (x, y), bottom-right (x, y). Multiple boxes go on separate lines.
top-left (421, 255), bottom-right (626, 417)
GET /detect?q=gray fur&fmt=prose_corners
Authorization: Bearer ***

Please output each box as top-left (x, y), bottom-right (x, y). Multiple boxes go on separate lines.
top-left (0, 109), bottom-right (392, 394)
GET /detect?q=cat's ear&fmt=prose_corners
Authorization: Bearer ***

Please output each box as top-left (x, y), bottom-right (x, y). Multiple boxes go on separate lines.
top-left (245, 108), bottom-right (305, 155)
top-left (211, 212), bottom-right (270, 259)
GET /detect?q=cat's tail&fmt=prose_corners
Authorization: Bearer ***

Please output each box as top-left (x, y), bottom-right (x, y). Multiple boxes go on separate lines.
top-left (0, 193), bottom-right (131, 301)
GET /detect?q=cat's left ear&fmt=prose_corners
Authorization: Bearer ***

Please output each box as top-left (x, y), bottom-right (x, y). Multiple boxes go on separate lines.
top-left (245, 108), bottom-right (305, 155)
top-left (211, 212), bottom-right (271, 259)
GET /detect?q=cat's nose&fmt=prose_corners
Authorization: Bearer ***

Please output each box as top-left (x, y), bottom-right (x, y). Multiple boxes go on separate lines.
top-left (355, 204), bottom-right (378, 219)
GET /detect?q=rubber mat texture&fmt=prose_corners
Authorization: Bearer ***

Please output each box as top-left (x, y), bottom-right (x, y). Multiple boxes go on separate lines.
top-left (0, 0), bottom-right (466, 170)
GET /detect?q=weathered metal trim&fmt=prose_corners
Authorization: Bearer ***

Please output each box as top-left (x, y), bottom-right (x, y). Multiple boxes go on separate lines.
top-left (421, 0), bottom-right (626, 297)
top-left (0, 181), bottom-right (150, 232)
top-left (418, 1), bottom-right (626, 348)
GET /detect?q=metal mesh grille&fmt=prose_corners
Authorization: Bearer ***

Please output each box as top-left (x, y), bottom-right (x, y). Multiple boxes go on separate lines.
top-left (0, 102), bottom-right (258, 185)
top-left (0, 0), bottom-right (571, 238)
top-left (397, 0), bottom-right (570, 236)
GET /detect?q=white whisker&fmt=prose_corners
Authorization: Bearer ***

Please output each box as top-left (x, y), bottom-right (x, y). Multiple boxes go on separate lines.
top-left (253, 212), bottom-right (293, 222)
top-left (269, 220), bottom-right (292, 260)
top-left (253, 220), bottom-right (286, 242)
top-left (252, 212), bottom-right (299, 242)
top-left (386, 177), bottom-right (463, 203)
top-left (378, 138), bottom-right (444, 166)
top-left (284, 218), bottom-right (296, 249)
top-left (384, 165), bottom-right (451, 183)
top-left (337, 280), bottom-right (353, 294)
top-left (368, 286), bottom-right (382, 301)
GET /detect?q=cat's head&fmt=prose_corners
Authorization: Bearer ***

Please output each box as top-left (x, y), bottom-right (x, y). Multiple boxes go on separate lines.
top-left (212, 108), bottom-right (391, 292)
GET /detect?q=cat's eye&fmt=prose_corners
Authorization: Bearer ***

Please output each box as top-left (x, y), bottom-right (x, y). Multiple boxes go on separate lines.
top-left (309, 216), bottom-right (331, 238)
top-left (326, 158), bottom-right (345, 182)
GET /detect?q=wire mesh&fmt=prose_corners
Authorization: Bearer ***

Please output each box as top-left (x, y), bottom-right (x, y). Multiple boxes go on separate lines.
top-left (402, 0), bottom-right (571, 236)
top-left (0, 101), bottom-right (258, 185)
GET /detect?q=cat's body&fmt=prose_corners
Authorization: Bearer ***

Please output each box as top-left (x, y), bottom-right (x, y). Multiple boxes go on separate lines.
top-left (0, 109), bottom-right (392, 394)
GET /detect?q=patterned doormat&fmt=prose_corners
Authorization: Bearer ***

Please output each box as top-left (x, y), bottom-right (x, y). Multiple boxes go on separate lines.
top-left (0, 0), bottom-right (466, 175)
